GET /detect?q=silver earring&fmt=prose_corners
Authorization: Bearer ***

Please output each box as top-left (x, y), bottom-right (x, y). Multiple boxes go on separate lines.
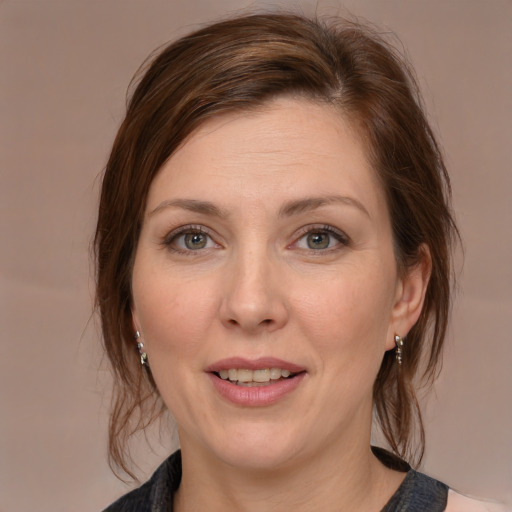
top-left (395, 334), bottom-right (404, 365)
top-left (134, 331), bottom-right (149, 367)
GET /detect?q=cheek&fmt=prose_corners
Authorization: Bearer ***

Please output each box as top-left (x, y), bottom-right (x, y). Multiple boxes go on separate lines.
top-left (132, 267), bottom-right (218, 363)
top-left (291, 267), bottom-right (395, 360)
top-left (131, 272), bottom-right (220, 418)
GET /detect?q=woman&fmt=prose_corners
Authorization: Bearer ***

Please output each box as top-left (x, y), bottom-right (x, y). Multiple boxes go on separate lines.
top-left (95, 13), bottom-right (505, 512)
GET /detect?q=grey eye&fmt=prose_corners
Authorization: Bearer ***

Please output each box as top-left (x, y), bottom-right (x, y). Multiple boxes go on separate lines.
top-left (165, 226), bottom-right (219, 253)
top-left (293, 226), bottom-right (348, 252)
top-left (184, 232), bottom-right (209, 250)
top-left (306, 232), bottom-right (330, 249)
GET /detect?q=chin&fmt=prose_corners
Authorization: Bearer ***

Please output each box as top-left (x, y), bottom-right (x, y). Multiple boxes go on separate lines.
top-left (218, 444), bottom-right (301, 472)
top-left (200, 422), bottom-right (309, 472)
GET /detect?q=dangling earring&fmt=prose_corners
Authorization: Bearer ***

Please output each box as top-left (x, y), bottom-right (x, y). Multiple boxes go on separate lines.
top-left (394, 334), bottom-right (404, 365)
top-left (134, 331), bottom-right (149, 367)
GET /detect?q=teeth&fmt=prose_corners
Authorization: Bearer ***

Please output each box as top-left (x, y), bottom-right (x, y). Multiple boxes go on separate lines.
top-left (218, 368), bottom-right (296, 384)
top-left (253, 369), bottom-right (270, 382)
top-left (237, 369), bottom-right (252, 383)
top-left (269, 368), bottom-right (282, 380)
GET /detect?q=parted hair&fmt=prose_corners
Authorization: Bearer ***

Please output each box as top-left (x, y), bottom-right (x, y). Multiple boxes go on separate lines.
top-left (94, 13), bottom-right (458, 479)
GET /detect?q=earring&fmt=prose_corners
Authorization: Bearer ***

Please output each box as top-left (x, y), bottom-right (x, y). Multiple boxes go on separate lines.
top-left (134, 331), bottom-right (149, 367)
top-left (394, 334), bottom-right (404, 365)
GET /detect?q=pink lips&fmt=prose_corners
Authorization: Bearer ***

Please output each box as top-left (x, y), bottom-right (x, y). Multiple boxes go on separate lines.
top-left (205, 357), bottom-right (306, 407)
top-left (205, 357), bottom-right (305, 373)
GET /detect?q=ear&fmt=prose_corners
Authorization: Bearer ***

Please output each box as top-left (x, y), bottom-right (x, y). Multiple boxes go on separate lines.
top-left (386, 244), bottom-right (432, 350)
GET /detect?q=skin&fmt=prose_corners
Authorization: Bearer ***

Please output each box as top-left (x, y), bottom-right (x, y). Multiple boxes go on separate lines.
top-left (131, 97), bottom-right (430, 511)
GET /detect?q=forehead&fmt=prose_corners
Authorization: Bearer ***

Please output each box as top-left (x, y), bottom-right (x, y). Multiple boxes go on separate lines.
top-left (147, 97), bottom-right (385, 217)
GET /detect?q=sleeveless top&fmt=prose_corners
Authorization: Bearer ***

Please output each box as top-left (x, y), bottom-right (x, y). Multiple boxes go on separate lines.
top-left (103, 448), bottom-right (449, 512)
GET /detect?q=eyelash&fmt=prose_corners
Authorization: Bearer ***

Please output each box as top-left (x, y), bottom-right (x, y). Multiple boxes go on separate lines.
top-left (162, 224), bottom-right (350, 255)
top-left (163, 225), bottom-right (218, 255)
top-left (291, 225), bottom-right (350, 252)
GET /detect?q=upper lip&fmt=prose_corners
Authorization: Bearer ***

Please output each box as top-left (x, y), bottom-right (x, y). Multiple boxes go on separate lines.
top-left (205, 357), bottom-right (305, 373)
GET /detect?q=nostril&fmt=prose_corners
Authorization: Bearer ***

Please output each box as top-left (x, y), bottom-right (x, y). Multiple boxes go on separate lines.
top-left (228, 318), bottom-right (271, 326)
top-left (224, 317), bottom-right (274, 331)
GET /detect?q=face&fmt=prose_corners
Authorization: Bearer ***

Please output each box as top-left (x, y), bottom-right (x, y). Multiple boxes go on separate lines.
top-left (131, 97), bottom-right (417, 472)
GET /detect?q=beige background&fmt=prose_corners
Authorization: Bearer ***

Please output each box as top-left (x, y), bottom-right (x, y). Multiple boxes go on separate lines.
top-left (1, 0), bottom-right (511, 510)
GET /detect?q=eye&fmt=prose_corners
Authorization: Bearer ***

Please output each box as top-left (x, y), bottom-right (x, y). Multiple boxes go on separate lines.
top-left (164, 226), bottom-right (218, 253)
top-left (182, 232), bottom-right (210, 250)
top-left (293, 226), bottom-right (349, 251)
top-left (304, 232), bottom-right (331, 250)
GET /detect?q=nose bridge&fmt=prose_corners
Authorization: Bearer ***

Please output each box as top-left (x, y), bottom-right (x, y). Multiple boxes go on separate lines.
top-left (221, 239), bottom-right (287, 332)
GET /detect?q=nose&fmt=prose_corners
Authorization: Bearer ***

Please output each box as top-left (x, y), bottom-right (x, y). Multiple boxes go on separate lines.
top-left (219, 247), bottom-right (288, 334)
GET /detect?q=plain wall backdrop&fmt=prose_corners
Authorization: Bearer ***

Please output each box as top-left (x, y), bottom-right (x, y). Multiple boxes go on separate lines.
top-left (1, 1), bottom-right (511, 510)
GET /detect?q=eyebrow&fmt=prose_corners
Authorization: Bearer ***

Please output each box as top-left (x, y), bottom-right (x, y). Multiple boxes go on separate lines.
top-left (149, 198), bottom-right (228, 218)
top-left (149, 194), bottom-right (370, 219)
top-left (279, 195), bottom-right (370, 218)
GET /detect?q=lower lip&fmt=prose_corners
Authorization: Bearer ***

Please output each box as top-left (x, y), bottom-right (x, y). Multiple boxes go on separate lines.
top-left (207, 372), bottom-right (306, 406)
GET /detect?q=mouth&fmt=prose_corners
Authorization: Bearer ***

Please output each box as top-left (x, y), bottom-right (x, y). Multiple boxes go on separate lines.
top-left (213, 368), bottom-right (303, 387)
top-left (206, 358), bottom-right (306, 406)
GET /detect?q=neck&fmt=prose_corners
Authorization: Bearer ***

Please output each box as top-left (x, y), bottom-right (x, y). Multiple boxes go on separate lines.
top-left (174, 435), bottom-right (405, 512)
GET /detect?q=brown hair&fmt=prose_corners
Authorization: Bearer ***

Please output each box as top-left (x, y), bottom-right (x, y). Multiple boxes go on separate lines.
top-left (95, 13), bottom-right (458, 478)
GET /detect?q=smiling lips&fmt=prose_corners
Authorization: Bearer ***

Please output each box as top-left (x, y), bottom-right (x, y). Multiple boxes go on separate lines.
top-left (206, 357), bottom-right (306, 405)
top-left (218, 368), bottom-right (294, 386)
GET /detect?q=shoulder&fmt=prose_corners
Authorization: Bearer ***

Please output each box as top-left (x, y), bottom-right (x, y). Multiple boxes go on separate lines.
top-left (101, 451), bottom-right (182, 512)
top-left (102, 479), bottom-right (154, 512)
top-left (446, 489), bottom-right (511, 512)
top-left (406, 471), bottom-right (449, 510)
top-left (382, 470), bottom-right (448, 511)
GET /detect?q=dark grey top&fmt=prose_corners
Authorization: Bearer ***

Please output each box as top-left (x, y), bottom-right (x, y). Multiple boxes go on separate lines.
top-left (103, 448), bottom-right (448, 511)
